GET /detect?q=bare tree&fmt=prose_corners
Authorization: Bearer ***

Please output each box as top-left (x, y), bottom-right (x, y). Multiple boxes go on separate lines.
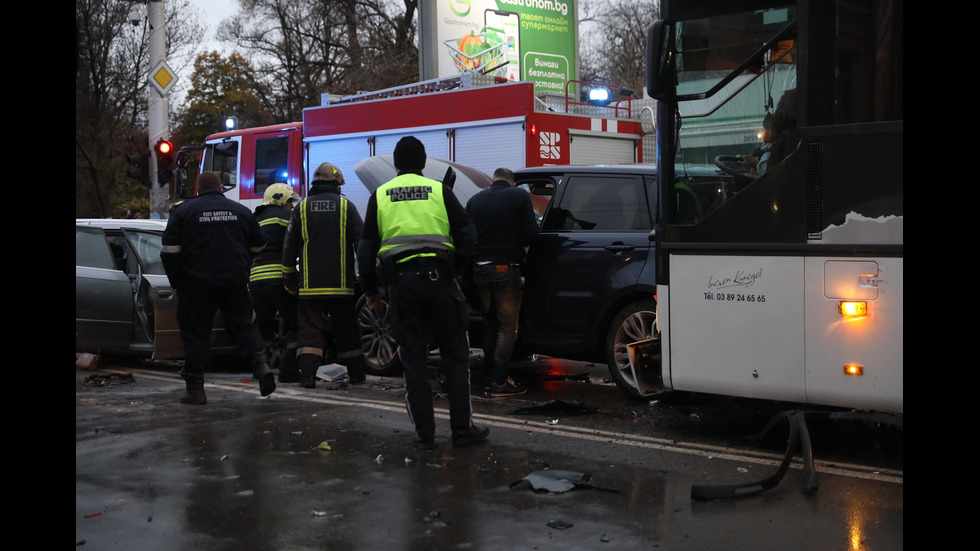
top-left (173, 51), bottom-right (273, 146)
top-left (219, 0), bottom-right (418, 122)
top-left (580, 0), bottom-right (660, 95)
top-left (75, 0), bottom-right (204, 218)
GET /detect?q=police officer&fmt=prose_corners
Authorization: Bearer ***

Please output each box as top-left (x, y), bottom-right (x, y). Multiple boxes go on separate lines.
top-left (251, 183), bottom-right (301, 383)
top-left (283, 162), bottom-right (368, 388)
top-left (357, 136), bottom-right (488, 450)
top-left (161, 171), bottom-right (276, 404)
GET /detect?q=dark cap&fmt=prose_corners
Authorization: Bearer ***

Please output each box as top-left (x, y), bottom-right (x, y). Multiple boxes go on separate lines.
top-left (393, 136), bottom-right (426, 172)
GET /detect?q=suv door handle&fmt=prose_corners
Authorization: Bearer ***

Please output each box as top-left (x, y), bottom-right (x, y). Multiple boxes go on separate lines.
top-left (604, 243), bottom-right (635, 254)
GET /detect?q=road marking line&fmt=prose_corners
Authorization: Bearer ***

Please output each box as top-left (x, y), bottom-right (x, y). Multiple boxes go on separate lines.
top-left (136, 370), bottom-right (903, 485)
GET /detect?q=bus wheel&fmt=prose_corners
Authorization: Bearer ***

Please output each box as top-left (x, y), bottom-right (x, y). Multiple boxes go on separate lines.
top-left (605, 299), bottom-right (658, 400)
top-left (355, 294), bottom-right (402, 376)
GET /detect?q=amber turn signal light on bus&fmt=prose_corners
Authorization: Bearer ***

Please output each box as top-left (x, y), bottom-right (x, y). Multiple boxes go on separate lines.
top-left (838, 300), bottom-right (867, 316)
top-left (843, 364), bottom-right (864, 376)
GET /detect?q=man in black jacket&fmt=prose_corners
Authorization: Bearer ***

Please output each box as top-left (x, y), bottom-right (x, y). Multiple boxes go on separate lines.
top-left (282, 162), bottom-right (367, 388)
top-left (465, 167), bottom-right (538, 396)
top-left (161, 171), bottom-right (276, 404)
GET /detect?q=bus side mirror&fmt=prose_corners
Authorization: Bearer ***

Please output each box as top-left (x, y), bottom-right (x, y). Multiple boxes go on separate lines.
top-left (174, 168), bottom-right (189, 199)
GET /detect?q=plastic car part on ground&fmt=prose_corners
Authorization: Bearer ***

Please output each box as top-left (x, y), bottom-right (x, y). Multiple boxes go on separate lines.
top-left (510, 469), bottom-right (617, 494)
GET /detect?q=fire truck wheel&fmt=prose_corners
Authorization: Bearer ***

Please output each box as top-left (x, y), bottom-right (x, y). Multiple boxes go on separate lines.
top-left (605, 299), bottom-right (658, 400)
top-left (355, 294), bottom-right (403, 376)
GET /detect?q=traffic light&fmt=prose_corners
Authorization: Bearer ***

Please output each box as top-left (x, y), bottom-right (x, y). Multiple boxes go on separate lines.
top-left (127, 153), bottom-right (150, 187)
top-left (155, 139), bottom-right (175, 186)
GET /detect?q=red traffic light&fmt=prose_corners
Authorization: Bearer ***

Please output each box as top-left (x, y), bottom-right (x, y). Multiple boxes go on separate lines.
top-left (155, 139), bottom-right (173, 156)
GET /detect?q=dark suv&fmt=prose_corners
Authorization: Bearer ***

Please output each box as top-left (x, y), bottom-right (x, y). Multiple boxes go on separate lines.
top-left (514, 165), bottom-right (660, 398)
top-left (358, 163), bottom-right (730, 400)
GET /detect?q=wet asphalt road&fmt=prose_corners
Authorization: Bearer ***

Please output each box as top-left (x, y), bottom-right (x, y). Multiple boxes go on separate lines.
top-left (76, 354), bottom-right (903, 550)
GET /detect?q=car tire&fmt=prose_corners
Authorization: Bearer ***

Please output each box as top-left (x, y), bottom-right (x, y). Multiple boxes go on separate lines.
top-left (355, 294), bottom-right (402, 376)
top-left (605, 298), bottom-right (659, 400)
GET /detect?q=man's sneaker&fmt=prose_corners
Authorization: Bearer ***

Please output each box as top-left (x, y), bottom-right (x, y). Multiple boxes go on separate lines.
top-left (489, 377), bottom-right (527, 397)
top-left (413, 435), bottom-right (436, 450)
top-left (452, 425), bottom-right (490, 447)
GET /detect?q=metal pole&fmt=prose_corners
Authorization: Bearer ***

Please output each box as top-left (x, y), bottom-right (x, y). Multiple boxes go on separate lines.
top-left (147, 0), bottom-right (169, 218)
top-left (418, 0), bottom-right (437, 81)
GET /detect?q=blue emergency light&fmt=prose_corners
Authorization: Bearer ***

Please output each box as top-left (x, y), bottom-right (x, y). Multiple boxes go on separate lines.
top-left (588, 88), bottom-right (612, 103)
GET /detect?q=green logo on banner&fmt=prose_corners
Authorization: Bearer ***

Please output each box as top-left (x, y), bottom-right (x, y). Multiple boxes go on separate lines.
top-left (449, 0), bottom-right (471, 17)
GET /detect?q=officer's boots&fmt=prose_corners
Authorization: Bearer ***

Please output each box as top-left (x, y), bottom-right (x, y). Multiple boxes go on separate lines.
top-left (179, 373), bottom-right (207, 405)
top-left (298, 353), bottom-right (321, 389)
top-left (250, 352), bottom-right (277, 396)
top-left (345, 354), bottom-right (368, 384)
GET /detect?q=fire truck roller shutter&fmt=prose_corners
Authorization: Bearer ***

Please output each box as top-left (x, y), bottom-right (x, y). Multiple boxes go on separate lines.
top-left (454, 121), bottom-right (526, 176)
top-left (569, 132), bottom-right (637, 165)
top-left (305, 137), bottom-right (373, 216)
top-left (374, 130), bottom-right (450, 170)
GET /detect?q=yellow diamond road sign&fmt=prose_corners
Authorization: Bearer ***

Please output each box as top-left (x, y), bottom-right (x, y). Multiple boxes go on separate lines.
top-left (149, 60), bottom-right (178, 96)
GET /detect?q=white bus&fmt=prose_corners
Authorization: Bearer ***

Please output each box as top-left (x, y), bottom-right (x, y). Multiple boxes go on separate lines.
top-left (640, 0), bottom-right (903, 415)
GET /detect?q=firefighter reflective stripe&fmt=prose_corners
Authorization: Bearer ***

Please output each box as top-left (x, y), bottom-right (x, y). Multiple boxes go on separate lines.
top-left (259, 216), bottom-right (289, 228)
top-left (376, 173), bottom-right (453, 262)
top-left (250, 263), bottom-right (283, 282)
top-left (298, 287), bottom-right (353, 297)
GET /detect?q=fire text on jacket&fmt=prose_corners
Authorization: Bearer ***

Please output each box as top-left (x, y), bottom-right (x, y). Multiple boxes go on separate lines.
top-left (309, 199), bottom-right (337, 212)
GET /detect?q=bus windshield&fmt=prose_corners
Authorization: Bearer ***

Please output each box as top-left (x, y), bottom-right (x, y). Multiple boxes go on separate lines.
top-left (672, 7), bottom-right (797, 180)
top-left (656, 0), bottom-right (902, 238)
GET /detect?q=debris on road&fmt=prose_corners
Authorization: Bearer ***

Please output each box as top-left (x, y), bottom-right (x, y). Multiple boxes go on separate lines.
top-left (512, 469), bottom-right (619, 493)
top-left (76, 353), bottom-right (99, 370)
top-left (507, 400), bottom-right (598, 415)
top-left (546, 519), bottom-right (573, 530)
top-left (84, 373), bottom-right (134, 386)
top-left (317, 363), bottom-right (350, 383)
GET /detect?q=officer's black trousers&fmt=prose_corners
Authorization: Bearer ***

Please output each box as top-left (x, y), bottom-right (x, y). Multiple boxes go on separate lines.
top-left (388, 268), bottom-right (473, 439)
top-left (176, 285), bottom-right (263, 377)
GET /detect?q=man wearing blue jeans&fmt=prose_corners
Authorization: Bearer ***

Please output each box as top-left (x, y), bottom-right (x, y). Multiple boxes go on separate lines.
top-left (466, 167), bottom-right (539, 396)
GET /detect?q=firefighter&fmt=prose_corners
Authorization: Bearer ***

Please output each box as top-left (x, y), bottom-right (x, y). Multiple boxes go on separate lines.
top-left (161, 171), bottom-right (276, 404)
top-left (251, 183), bottom-right (301, 383)
top-left (357, 136), bottom-right (488, 450)
top-left (282, 162), bottom-right (368, 388)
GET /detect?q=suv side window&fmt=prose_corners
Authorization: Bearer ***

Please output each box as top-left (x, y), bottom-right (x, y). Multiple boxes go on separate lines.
top-left (542, 175), bottom-right (651, 232)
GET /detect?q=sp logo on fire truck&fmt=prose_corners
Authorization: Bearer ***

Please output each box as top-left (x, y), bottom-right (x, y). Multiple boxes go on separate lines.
top-left (539, 132), bottom-right (561, 160)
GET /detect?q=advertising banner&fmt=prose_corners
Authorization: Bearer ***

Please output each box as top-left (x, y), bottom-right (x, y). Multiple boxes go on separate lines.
top-left (437, 0), bottom-right (576, 92)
